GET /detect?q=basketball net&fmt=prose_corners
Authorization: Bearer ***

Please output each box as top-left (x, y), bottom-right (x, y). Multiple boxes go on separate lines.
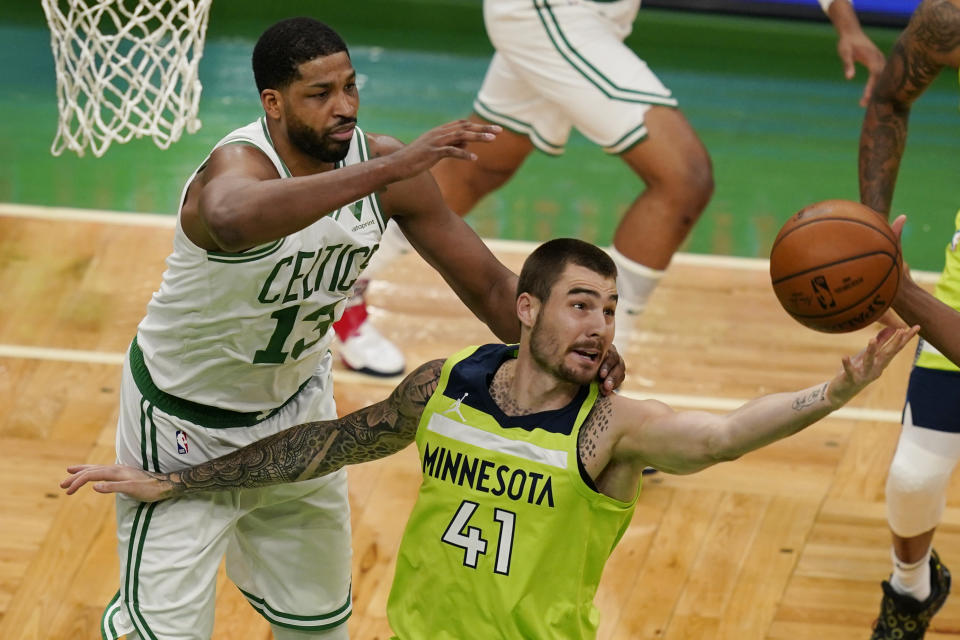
top-left (41, 0), bottom-right (213, 157)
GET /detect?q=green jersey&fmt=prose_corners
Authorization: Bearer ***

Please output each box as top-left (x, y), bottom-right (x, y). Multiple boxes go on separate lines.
top-left (387, 344), bottom-right (639, 639)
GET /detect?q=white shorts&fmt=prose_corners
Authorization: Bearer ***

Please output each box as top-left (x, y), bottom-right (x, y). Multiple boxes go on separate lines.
top-left (103, 346), bottom-right (352, 639)
top-left (477, 0), bottom-right (677, 155)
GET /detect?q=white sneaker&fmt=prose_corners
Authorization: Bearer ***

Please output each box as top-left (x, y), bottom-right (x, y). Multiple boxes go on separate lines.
top-left (335, 317), bottom-right (406, 377)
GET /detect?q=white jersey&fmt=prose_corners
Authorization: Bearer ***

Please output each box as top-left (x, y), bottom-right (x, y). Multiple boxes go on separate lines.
top-left (136, 117), bottom-right (386, 411)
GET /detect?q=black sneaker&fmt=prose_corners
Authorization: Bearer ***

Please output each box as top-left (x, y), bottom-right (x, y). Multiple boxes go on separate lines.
top-left (871, 549), bottom-right (951, 639)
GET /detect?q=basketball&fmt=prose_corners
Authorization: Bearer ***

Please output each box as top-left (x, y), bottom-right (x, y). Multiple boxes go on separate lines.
top-left (769, 199), bottom-right (901, 333)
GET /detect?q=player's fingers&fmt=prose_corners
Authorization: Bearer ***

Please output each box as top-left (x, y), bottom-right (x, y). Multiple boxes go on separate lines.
top-left (893, 325), bottom-right (921, 349)
top-left (66, 464), bottom-right (99, 473)
top-left (63, 472), bottom-right (99, 495)
top-left (459, 122), bottom-right (501, 135)
top-left (841, 355), bottom-right (856, 379)
top-left (440, 146), bottom-right (478, 162)
top-left (61, 464), bottom-right (111, 490)
top-left (443, 130), bottom-right (497, 147)
top-left (891, 215), bottom-right (907, 240)
top-left (601, 360), bottom-right (625, 396)
top-left (837, 45), bottom-right (855, 80)
top-left (92, 481), bottom-right (133, 495)
top-left (875, 325), bottom-right (897, 345)
top-left (860, 75), bottom-right (877, 108)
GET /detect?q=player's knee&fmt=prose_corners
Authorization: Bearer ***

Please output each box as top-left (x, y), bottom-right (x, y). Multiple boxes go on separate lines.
top-left (434, 162), bottom-right (515, 215)
top-left (650, 152), bottom-right (713, 215)
top-left (888, 454), bottom-right (949, 499)
top-left (886, 448), bottom-right (953, 536)
top-left (653, 163), bottom-right (713, 229)
top-left (683, 145), bottom-right (714, 203)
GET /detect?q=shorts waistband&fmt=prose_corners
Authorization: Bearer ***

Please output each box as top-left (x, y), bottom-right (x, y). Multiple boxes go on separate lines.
top-left (128, 337), bottom-right (311, 429)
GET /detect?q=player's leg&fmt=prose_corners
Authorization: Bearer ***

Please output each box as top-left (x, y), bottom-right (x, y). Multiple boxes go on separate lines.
top-left (482, 0), bottom-right (712, 348)
top-left (111, 493), bottom-right (236, 640)
top-left (226, 362), bottom-right (353, 638)
top-left (431, 113), bottom-right (535, 217)
top-left (611, 105), bottom-right (712, 341)
top-left (871, 366), bottom-right (957, 639)
top-left (227, 473), bottom-right (353, 639)
top-left (106, 356), bottom-right (238, 639)
top-left (367, 51), bottom-right (543, 333)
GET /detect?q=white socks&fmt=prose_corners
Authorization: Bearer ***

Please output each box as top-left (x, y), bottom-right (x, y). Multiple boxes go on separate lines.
top-left (891, 547), bottom-right (932, 602)
top-left (608, 246), bottom-right (666, 351)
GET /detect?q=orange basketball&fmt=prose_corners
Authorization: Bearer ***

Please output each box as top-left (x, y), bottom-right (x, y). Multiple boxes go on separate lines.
top-left (769, 199), bottom-right (901, 333)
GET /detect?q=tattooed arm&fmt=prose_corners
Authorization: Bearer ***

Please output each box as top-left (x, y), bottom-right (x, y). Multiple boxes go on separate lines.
top-left (60, 359), bottom-right (444, 502)
top-left (859, 0), bottom-right (960, 214)
top-left (605, 326), bottom-right (917, 476)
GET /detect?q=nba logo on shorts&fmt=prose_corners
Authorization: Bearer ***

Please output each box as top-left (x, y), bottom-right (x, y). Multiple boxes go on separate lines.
top-left (176, 430), bottom-right (189, 454)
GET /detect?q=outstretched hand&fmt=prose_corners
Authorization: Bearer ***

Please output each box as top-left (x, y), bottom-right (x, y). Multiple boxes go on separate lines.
top-left (60, 464), bottom-right (172, 502)
top-left (827, 325), bottom-right (919, 405)
top-left (393, 119), bottom-right (501, 179)
top-left (836, 29), bottom-right (886, 107)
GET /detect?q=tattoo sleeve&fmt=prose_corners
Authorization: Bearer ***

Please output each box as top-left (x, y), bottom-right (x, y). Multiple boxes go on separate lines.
top-left (162, 360), bottom-right (444, 496)
top-left (860, 0), bottom-right (960, 213)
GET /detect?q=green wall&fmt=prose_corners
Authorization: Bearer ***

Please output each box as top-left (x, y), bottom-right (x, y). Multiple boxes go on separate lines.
top-left (3, 2), bottom-right (958, 270)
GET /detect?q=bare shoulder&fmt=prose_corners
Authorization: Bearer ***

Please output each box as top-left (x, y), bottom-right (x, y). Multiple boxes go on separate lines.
top-left (579, 394), bottom-right (672, 466)
top-left (365, 132), bottom-right (405, 158)
top-left (203, 142), bottom-right (281, 181)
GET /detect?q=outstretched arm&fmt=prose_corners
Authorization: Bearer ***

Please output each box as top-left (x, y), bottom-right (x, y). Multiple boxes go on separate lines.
top-left (822, 0), bottom-right (887, 107)
top-left (617, 325), bottom-right (918, 474)
top-left (184, 120), bottom-right (501, 252)
top-left (61, 359), bottom-right (445, 502)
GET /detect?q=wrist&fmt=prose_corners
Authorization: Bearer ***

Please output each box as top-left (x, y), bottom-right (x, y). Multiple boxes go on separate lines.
top-left (825, 0), bottom-right (860, 33)
top-left (371, 149), bottom-right (408, 184)
top-left (824, 379), bottom-right (852, 409)
top-left (159, 472), bottom-right (180, 499)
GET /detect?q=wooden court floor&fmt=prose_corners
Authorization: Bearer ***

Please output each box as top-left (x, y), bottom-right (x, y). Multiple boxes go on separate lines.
top-left (2, 204), bottom-right (960, 639)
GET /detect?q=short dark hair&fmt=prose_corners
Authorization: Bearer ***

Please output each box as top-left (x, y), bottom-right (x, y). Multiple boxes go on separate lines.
top-left (252, 17), bottom-right (349, 93)
top-left (518, 238), bottom-right (617, 302)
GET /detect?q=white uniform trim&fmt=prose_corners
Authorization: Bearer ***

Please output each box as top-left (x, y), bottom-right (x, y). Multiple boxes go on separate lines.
top-left (428, 413), bottom-right (569, 469)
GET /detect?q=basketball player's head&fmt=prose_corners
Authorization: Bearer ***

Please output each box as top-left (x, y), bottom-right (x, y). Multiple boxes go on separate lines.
top-left (517, 239), bottom-right (618, 385)
top-left (253, 17), bottom-right (357, 163)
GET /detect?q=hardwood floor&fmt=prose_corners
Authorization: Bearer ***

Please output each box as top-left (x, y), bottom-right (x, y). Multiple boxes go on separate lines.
top-left (1, 204), bottom-right (958, 639)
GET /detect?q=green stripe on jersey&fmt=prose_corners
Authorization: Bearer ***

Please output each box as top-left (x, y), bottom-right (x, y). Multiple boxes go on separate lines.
top-left (534, 0), bottom-right (678, 106)
top-left (356, 131), bottom-right (386, 233)
top-left (207, 238), bottom-right (285, 263)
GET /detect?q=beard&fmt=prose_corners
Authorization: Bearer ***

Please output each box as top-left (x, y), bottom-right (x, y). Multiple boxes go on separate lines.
top-left (529, 316), bottom-right (598, 386)
top-left (285, 110), bottom-right (353, 163)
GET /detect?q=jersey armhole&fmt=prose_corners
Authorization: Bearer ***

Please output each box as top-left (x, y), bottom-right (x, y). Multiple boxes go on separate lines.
top-left (576, 450), bottom-right (601, 493)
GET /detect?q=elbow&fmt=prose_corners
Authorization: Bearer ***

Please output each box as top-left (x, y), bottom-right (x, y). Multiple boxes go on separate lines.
top-left (203, 202), bottom-right (251, 252)
top-left (703, 430), bottom-right (743, 466)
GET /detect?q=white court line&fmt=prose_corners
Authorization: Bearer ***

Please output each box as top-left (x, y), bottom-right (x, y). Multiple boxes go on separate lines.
top-left (0, 200), bottom-right (926, 424)
top-left (0, 342), bottom-right (902, 423)
top-left (0, 202), bottom-right (939, 283)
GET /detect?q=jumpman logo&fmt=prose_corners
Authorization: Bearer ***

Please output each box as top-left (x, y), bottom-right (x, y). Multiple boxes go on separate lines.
top-left (442, 393), bottom-right (469, 423)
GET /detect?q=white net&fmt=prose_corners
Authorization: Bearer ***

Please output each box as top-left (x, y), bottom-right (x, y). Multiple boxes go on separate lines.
top-left (42, 0), bottom-right (213, 157)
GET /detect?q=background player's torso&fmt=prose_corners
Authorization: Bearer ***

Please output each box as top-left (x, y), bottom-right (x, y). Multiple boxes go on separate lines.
top-left (137, 119), bottom-right (386, 411)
